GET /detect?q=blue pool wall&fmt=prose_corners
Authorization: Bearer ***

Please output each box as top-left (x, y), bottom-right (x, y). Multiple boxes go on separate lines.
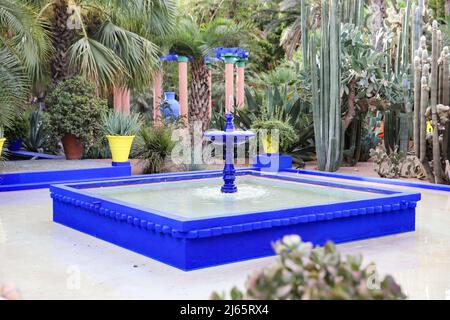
top-left (281, 168), bottom-right (450, 192)
top-left (51, 170), bottom-right (420, 271)
top-left (0, 161), bottom-right (132, 192)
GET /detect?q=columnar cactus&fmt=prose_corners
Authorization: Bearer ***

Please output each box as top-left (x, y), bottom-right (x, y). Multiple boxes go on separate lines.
top-left (414, 56), bottom-right (422, 157)
top-left (413, 20), bottom-right (450, 184)
top-left (419, 65), bottom-right (429, 165)
top-left (430, 21), bottom-right (444, 183)
top-left (300, 0), bottom-right (309, 70)
top-left (441, 47), bottom-right (450, 162)
top-left (310, 0), bottom-right (342, 172)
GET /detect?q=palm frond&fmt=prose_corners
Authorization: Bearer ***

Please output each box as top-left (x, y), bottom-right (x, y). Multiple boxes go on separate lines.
top-left (0, 44), bottom-right (28, 129)
top-left (68, 37), bottom-right (127, 92)
top-left (104, 0), bottom-right (176, 39)
top-left (97, 21), bottom-right (159, 89)
top-left (0, 0), bottom-right (50, 87)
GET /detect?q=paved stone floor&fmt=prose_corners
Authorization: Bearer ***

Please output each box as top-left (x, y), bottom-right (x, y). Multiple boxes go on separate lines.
top-left (0, 172), bottom-right (449, 299)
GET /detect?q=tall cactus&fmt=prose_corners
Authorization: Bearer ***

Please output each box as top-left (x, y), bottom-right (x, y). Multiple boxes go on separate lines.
top-left (419, 59), bottom-right (429, 166)
top-left (443, 47), bottom-right (450, 161)
top-left (341, 0), bottom-right (364, 28)
top-left (414, 56), bottom-right (422, 157)
top-left (430, 21), bottom-right (444, 184)
top-left (413, 20), bottom-right (450, 184)
top-left (310, 0), bottom-right (342, 172)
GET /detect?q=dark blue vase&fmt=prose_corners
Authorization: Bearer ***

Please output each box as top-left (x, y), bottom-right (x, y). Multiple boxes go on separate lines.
top-left (161, 92), bottom-right (180, 120)
top-left (8, 138), bottom-right (23, 151)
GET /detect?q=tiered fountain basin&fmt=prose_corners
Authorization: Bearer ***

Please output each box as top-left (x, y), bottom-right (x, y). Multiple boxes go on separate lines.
top-left (51, 170), bottom-right (420, 271)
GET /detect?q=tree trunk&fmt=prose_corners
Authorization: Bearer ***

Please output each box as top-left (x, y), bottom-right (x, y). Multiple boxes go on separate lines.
top-left (343, 79), bottom-right (357, 130)
top-left (50, 0), bottom-right (75, 84)
top-left (189, 59), bottom-right (211, 131)
top-left (228, 0), bottom-right (237, 19)
top-left (369, 0), bottom-right (386, 51)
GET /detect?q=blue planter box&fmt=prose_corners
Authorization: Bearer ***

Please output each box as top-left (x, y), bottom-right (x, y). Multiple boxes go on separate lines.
top-left (50, 170), bottom-right (420, 271)
top-left (253, 153), bottom-right (293, 172)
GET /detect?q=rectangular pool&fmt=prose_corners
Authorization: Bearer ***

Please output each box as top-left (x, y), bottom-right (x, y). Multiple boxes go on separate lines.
top-left (51, 170), bottom-right (421, 270)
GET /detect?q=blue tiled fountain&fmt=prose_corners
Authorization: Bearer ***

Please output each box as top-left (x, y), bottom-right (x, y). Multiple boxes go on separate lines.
top-left (51, 114), bottom-right (420, 270)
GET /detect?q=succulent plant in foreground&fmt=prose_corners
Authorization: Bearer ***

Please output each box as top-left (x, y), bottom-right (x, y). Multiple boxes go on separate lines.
top-left (212, 235), bottom-right (406, 300)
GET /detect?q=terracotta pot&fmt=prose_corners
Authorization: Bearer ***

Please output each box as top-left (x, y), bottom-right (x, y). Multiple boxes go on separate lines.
top-left (61, 134), bottom-right (84, 160)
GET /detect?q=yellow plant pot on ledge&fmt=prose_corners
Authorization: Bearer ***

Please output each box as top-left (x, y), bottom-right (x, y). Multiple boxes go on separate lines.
top-left (262, 135), bottom-right (279, 154)
top-left (0, 138), bottom-right (6, 157)
top-left (106, 135), bottom-right (135, 162)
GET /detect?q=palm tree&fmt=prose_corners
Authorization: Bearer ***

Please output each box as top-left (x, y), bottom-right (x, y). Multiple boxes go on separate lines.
top-left (29, 0), bottom-right (176, 93)
top-left (168, 17), bottom-right (249, 130)
top-left (0, 0), bottom-right (49, 130)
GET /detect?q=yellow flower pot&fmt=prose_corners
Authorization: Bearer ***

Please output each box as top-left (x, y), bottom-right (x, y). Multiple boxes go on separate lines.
top-left (106, 135), bottom-right (135, 162)
top-left (0, 138), bottom-right (5, 157)
top-left (262, 135), bottom-right (279, 154)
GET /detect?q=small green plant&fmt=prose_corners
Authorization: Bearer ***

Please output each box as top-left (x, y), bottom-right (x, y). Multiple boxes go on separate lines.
top-left (45, 76), bottom-right (108, 148)
top-left (212, 235), bottom-right (406, 300)
top-left (102, 111), bottom-right (142, 136)
top-left (132, 126), bottom-right (176, 174)
top-left (251, 119), bottom-right (297, 153)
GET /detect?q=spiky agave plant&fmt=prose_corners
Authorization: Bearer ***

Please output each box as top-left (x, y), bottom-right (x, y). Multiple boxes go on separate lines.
top-left (102, 111), bottom-right (142, 136)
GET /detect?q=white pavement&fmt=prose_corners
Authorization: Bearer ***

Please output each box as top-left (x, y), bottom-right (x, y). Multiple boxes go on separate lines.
top-left (0, 173), bottom-right (449, 299)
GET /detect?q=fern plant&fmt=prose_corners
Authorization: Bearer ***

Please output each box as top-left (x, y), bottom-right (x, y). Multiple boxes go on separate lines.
top-left (102, 111), bottom-right (142, 136)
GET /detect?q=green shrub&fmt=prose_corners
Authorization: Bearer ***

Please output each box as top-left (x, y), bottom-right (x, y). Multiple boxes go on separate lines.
top-left (212, 235), bottom-right (406, 300)
top-left (102, 111), bottom-right (142, 136)
top-left (132, 126), bottom-right (176, 174)
top-left (45, 76), bottom-right (108, 149)
top-left (251, 119), bottom-right (297, 153)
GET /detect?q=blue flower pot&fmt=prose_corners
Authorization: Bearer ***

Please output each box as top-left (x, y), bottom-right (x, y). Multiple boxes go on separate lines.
top-left (8, 138), bottom-right (23, 151)
top-left (161, 92), bottom-right (180, 120)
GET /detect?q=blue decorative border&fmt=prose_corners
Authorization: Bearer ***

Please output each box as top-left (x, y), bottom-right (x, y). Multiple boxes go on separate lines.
top-left (50, 169), bottom-right (420, 270)
top-left (281, 168), bottom-right (450, 192)
top-left (50, 170), bottom-right (421, 238)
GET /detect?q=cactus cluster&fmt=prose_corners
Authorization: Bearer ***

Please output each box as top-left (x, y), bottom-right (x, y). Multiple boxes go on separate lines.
top-left (384, 110), bottom-right (410, 154)
top-left (413, 20), bottom-right (450, 184)
top-left (340, 0), bottom-right (365, 28)
top-left (310, 0), bottom-right (342, 172)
